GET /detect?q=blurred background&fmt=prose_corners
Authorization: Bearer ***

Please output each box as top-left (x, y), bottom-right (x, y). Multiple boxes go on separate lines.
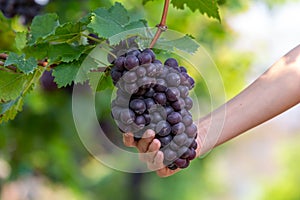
top-left (1, 0), bottom-right (300, 199)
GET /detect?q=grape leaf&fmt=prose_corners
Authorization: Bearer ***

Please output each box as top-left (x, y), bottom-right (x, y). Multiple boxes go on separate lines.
top-left (4, 52), bottom-right (37, 74)
top-left (15, 32), bottom-right (27, 51)
top-left (43, 22), bottom-right (82, 43)
top-left (48, 43), bottom-right (86, 64)
top-left (52, 61), bottom-right (82, 88)
top-left (87, 2), bottom-right (147, 39)
top-left (23, 43), bottom-right (49, 60)
top-left (171, 0), bottom-right (221, 21)
top-left (0, 71), bottom-right (29, 101)
top-left (0, 12), bottom-right (16, 51)
top-left (88, 71), bottom-right (113, 92)
top-left (0, 97), bottom-right (23, 123)
top-left (155, 35), bottom-right (200, 54)
top-left (29, 13), bottom-right (60, 45)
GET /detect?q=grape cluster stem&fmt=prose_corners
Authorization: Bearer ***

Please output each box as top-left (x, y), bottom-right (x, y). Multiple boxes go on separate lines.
top-left (149, 0), bottom-right (170, 48)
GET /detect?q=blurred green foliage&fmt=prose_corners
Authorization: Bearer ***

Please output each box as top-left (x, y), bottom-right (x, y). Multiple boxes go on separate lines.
top-left (1, 0), bottom-right (299, 199)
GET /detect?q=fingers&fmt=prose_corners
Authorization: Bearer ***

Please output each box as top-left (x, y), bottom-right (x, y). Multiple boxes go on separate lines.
top-left (136, 129), bottom-right (156, 153)
top-left (123, 133), bottom-right (136, 147)
top-left (139, 138), bottom-right (161, 163)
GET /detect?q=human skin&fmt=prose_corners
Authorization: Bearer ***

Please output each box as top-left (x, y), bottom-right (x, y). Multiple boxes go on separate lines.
top-left (123, 44), bottom-right (300, 177)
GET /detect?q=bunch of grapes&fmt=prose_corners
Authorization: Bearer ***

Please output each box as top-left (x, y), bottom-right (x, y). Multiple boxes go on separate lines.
top-left (110, 48), bottom-right (198, 170)
top-left (0, 0), bottom-right (43, 24)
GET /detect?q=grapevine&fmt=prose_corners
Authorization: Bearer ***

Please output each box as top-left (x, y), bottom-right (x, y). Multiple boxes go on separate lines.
top-left (0, 1), bottom-right (222, 170)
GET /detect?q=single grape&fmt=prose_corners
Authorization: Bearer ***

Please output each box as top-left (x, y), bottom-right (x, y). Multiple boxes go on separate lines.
top-left (171, 98), bottom-right (186, 111)
top-left (114, 56), bottom-right (126, 71)
top-left (166, 72), bottom-right (181, 87)
top-left (110, 69), bottom-right (122, 84)
top-left (138, 52), bottom-right (152, 65)
top-left (122, 71), bottom-right (137, 83)
top-left (185, 124), bottom-right (198, 138)
top-left (169, 141), bottom-right (180, 151)
top-left (124, 55), bottom-right (139, 70)
top-left (153, 92), bottom-right (167, 105)
top-left (145, 63), bottom-right (157, 77)
top-left (167, 163), bottom-right (178, 170)
top-left (182, 115), bottom-right (193, 126)
top-left (158, 135), bottom-right (173, 147)
top-left (188, 149), bottom-right (196, 160)
top-left (135, 66), bottom-right (147, 77)
top-left (185, 96), bottom-right (193, 110)
top-left (135, 115), bottom-right (146, 127)
top-left (144, 98), bottom-right (156, 110)
top-left (120, 109), bottom-right (135, 125)
top-left (164, 58), bottom-right (179, 68)
top-left (180, 148), bottom-right (191, 159)
top-left (163, 148), bottom-right (177, 161)
top-left (171, 122), bottom-right (186, 135)
top-left (130, 99), bottom-right (146, 115)
top-left (153, 79), bottom-right (167, 92)
top-left (173, 133), bottom-right (187, 146)
top-left (143, 113), bottom-right (151, 125)
top-left (178, 85), bottom-right (189, 98)
top-left (167, 112), bottom-right (182, 125)
top-left (179, 66), bottom-right (187, 73)
top-left (156, 121), bottom-right (171, 137)
top-left (143, 48), bottom-right (156, 61)
top-left (166, 87), bottom-right (180, 102)
top-left (124, 83), bottom-right (138, 94)
top-left (150, 112), bottom-right (163, 123)
top-left (187, 77), bottom-right (195, 89)
top-left (174, 158), bottom-right (187, 168)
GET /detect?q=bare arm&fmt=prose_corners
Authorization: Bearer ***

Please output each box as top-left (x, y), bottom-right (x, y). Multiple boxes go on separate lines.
top-left (199, 44), bottom-right (300, 154)
top-left (124, 44), bottom-right (300, 177)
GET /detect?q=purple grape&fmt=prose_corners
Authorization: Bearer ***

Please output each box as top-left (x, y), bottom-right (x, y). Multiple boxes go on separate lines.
top-left (166, 73), bottom-right (181, 87)
top-left (153, 92), bottom-right (167, 105)
top-left (179, 66), bottom-right (187, 73)
top-left (164, 58), bottom-right (178, 68)
top-left (185, 97), bottom-right (193, 110)
top-left (174, 158), bottom-right (187, 168)
top-left (167, 112), bottom-right (182, 125)
top-left (171, 122), bottom-right (185, 135)
top-left (171, 98), bottom-right (185, 111)
top-left (136, 66), bottom-right (146, 77)
top-left (150, 112), bottom-right (163, 123)
top-left (163, 148), bottom-right (177, 161)
top-left (182, 115), bottom-right (193, 126)
top-left (173, 133), bottom-right (187, 146)
top-left (120, 109), bottom-right (135, 124)
top-left (130, 99), bottom-right (146, 115)
top-left (156, 121), bottom-right (171, 136)
top-left (127, 49), bottom-right (140, 57)
top-left (135, 115), bottom-right (146, 127)
top-left (166, 87), bottom-right (180, 102)
top-left (158, 135), bottom-right (173, 147)
top-left (178, 86), bottom-right (189, 98)
top-left (185, 124), bottom-right (197, 138)
top-left (143, 48), bottom-right (155, 61)
top-left (124, 83), bottom-right (138, 94)
top-left (138, 52), bottom-right (152, 65)
top-left (144, 98), bottom-right (155, 110)
top-left (122, 71), bottom-right (137, 83)
top-left (114, 56), bottom-right (125, 71)
top-left (124, 55), bottom-right (139, 70)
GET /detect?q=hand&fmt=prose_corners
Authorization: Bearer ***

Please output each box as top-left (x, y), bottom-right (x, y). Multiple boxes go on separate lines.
top-left (123, 129), bottom-right (200, 177)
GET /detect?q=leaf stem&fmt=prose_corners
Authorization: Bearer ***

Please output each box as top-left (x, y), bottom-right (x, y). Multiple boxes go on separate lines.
top-left (149, 0), bottom-right (170, 48)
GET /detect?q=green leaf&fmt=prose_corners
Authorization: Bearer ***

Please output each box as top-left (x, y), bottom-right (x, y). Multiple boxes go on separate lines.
top-left (48, 43), bottom-right (86, 64)
top-left (0, 97), bottom-right (23, 123)
top-left (88, 71), bottom-right (113, 92)
top-left (0, 71), bottom-right (33, 101)
top-left (23, 43), bottom-right (49, 60)
top-left (142, 0), bottom-right (154, 4)
top-left (0, 12), bottom-right (16, 51)
top-left (155, 35), bottom-right (200, 54)
top-left (88, 2), bottom-right (147, 39)
top-left (29, 13), bottom-right (60, 45)
top-left (15, 32), bottom-right (27, 51)
top-left (43, 22), bottom-right (82, 43)
top-left (4, 52), bottom-right (37, 74)
top-left (52, 61), bottom-right (82, 88)
top-left (171, 0), bottom-right (221, 21)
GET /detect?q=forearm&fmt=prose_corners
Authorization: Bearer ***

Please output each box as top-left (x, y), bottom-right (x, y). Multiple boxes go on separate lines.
top-left (198, 44), bottom-right (300, 155)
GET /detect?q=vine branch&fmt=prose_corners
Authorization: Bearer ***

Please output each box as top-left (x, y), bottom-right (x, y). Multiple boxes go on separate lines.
top-left (149, 0), bottom-right (170, 48)
top-left (0, 53), bottom-right (49, 68)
